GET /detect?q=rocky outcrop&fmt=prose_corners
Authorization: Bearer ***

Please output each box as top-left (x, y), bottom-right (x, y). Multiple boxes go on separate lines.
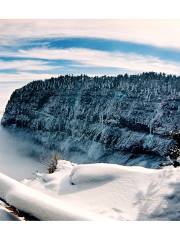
top-left (1, 73), bottom-right (180, 168)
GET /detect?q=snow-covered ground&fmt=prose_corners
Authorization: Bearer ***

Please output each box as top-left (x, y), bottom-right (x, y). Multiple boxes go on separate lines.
top-left (0, 170), bottom-right (105, 220)
top-left (0, 159), bottom-right (180, 220)
top-left (0, 208), bottom-right (20, 221)
top-left (0, 200), bottom-right (22, 221)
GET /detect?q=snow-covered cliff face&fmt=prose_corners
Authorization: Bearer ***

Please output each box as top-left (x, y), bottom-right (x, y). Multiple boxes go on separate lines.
top-left (1, 73), bottom-right (180, 168)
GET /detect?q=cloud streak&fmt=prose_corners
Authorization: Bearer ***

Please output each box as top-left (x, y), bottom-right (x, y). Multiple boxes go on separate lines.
top-left (0, 59), bottom-right (60, 72)
top-left (1, 20), bottom-right (180, 81)
top-left (0, 72), bottom-right (59, 81)
top-left (1, 20), bottom-right (180, 49)
top-left (3, 47), bottom-right (180, 75)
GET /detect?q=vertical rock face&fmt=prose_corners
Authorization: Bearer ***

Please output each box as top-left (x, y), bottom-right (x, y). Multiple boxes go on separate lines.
top-left (1, 73), bottom-right (180, 168)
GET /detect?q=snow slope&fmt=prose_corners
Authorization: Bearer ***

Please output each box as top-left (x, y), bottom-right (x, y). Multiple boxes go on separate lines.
top-left (1, 160), bottom-right (180, 220)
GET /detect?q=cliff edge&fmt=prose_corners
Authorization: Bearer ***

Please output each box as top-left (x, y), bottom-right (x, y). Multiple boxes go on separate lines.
top-left (1, 73), bottom-right (180, 168)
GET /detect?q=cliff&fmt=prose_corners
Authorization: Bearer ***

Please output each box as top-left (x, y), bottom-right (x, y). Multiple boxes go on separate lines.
top-left (1, 73), bottom-right (180, 168)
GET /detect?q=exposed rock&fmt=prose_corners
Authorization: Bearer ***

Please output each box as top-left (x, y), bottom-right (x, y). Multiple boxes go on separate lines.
top-left (1, 72), bottom-right (180, 168)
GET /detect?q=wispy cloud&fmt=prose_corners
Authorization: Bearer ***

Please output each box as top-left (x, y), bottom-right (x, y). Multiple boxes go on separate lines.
top-left (1, 20), bottom-right (180, 49)
top-left (0, 72), bottom-right (59, 81)
top-left (1, 20), bottom-right (180, 82)
top-left (0, 59), bottom-right (59, 71)
top-left (3, 47), bottom-right (180, 75)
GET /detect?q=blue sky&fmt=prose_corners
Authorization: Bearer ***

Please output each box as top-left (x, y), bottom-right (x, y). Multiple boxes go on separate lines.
top-left (1, 20), bottom-right (180, 82)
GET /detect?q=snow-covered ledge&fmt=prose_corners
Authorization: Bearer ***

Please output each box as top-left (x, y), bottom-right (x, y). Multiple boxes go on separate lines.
top-left (0, 172), bottom-right (105, 220)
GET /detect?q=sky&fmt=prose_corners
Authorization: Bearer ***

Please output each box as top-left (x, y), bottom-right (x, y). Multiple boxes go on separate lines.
top-left (1, 19), bottom-right (180, 82)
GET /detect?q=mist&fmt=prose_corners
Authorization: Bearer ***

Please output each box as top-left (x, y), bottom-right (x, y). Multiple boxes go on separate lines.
top-left (0, 124), bottom-right (48, 180)
top-left (0, 80), bottom-right (47, 180)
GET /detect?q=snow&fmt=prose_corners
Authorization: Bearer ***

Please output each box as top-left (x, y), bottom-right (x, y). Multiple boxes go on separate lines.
top-left (148, 101), bottom-right (164, 134)
top-left (0, 208), bottom-right (20, 221)
top-left (0, 170), bottom-right (105, 220)
top-left (0, 159), bottom-right (180, 220)
top-left (0, 200), bottom-right (21, 221)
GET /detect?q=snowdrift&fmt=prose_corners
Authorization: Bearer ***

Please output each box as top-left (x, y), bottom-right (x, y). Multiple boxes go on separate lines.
top-left (1, 160), bottom-right (180, 220)
top-left (0, 171), bottom-right (105, 220)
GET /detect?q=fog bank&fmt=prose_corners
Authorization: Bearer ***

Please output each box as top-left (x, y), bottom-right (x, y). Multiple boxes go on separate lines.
top-left (0, 124), bottom-right (47, 180)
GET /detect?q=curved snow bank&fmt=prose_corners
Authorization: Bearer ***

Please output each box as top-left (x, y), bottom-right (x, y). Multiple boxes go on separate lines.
top-left (24, 160), bottom-right (180, 220)
top-left (70, 164), bottom-right (121, 185)
top-left (0, 172), bottom-right (106, 220)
